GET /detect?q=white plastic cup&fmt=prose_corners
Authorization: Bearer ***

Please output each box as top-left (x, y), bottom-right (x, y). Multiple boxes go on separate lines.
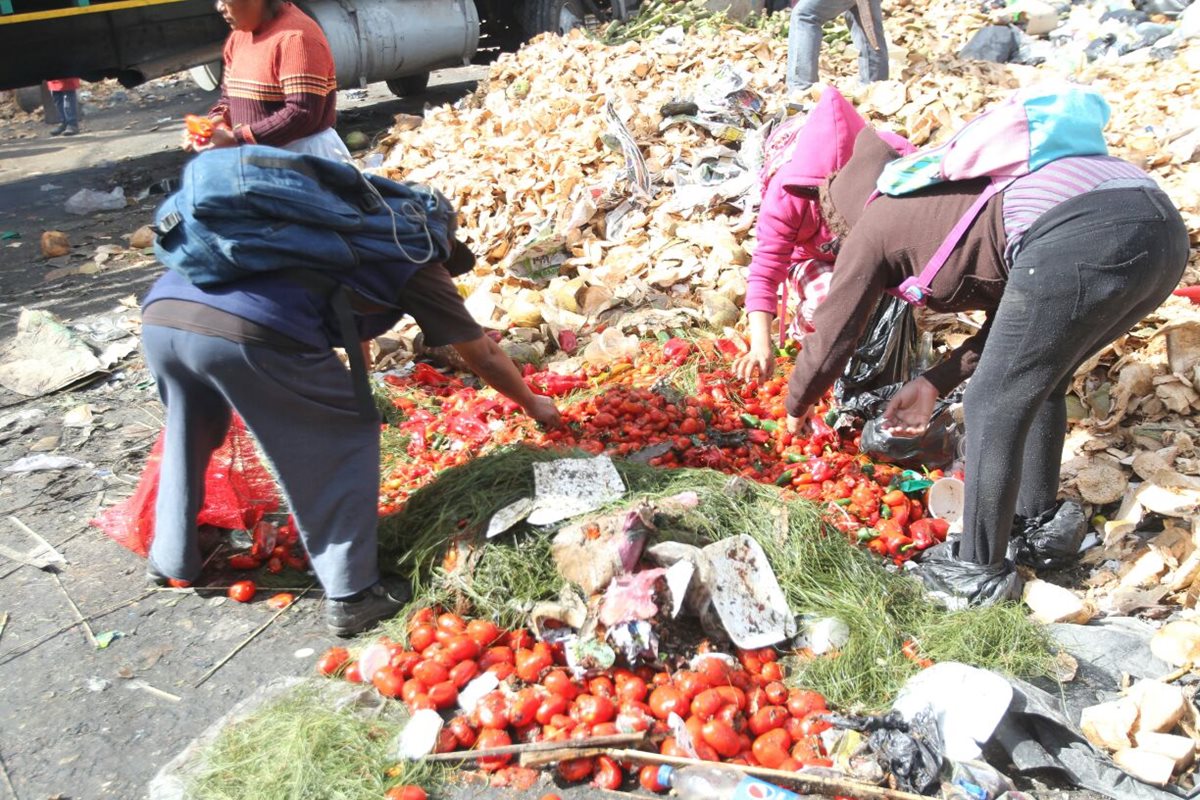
top-left (927, 477), bottom-right (965, 524)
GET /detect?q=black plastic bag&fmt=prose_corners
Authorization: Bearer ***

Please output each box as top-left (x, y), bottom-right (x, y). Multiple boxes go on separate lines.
top-left (829, 710), bottom-right (945, 795)
top-left (861, 412), bottom-right (959, 470)
top-left (1011, 501), bottom-right (1086, 570)
top-left (959, 25), bottom-right (1021, 63)
top-left (915, 541), bottom-right (1024, 609)
top-left (833, 294), bottom-right (917, 402)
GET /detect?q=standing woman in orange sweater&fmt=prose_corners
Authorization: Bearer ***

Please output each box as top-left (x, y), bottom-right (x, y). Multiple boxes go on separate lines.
top-left (186, 0), bottom-right (351, 160)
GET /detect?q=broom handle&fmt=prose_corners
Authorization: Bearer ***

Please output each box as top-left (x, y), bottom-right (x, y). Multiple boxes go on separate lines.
top-left (607, 749), bottom-right (929, 800)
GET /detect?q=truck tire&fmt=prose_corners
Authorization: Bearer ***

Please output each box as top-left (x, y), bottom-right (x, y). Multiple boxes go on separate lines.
top-left (386, 72), bottom-right (430, 98)
top-left (15, 86), bottom-right (42, 113)
top-left (521, 0), bottom-right (587, 37)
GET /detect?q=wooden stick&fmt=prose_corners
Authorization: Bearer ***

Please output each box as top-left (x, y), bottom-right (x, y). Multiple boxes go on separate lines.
top-left (1158, 662), bottom-right (1193, 683)
top-left (193, 583), bottom-right (313, 687)
top-left (0, 749), bottom-right (18, 800)
top-left (52, 573), bottom-right (97, 648)
top-left (520, 746), bottom-right (614, 768)
top-left (8, 516), bottom-right (65, 568)
top-left (422, 732), bottom-right (647, 763)
top-left (607, 749), bottom-right (930, 800)
top-left (0, 612), bottom-right (7, 647)
top-left (0, 590), bottom-right (152, 666)
top-left (126, 679), bottom-right (182, 703)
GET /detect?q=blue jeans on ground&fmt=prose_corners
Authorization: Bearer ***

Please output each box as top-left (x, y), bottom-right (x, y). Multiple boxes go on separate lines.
top-left (787, 0), bottom-right (888, 89)
top-left (141, 325), bottom-right (383, 598)
top-left (52, 90), bottom-right (78, 128)
top-left (958, 187), bottom-right (1189, 566)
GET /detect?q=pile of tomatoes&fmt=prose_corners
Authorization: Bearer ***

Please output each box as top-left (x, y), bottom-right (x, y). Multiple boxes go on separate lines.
top-left (376, 338), bottom-right (950, 563)
top-left (316, 608), bottom-right (842, 795)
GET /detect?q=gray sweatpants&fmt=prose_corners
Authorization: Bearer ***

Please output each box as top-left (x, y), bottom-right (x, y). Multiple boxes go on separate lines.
top-left (141, 325), bottom-right (381, 598)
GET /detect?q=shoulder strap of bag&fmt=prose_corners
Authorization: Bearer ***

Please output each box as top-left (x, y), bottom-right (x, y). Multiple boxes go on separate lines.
top-left (277, 269), bottom-right (377, 421)
top-left (888, 178), bottom-right (1012, 306)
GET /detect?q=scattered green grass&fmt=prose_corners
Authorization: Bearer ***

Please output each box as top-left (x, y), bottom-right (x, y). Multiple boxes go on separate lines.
top-left (189, 683), bottom-right (445, 800)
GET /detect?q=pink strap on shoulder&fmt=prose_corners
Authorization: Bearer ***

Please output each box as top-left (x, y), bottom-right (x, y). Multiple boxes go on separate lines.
top-left (888, 178), bottom-right (1012, 306)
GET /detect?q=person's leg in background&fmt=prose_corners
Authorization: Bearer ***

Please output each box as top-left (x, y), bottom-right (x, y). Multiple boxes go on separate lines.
top-left (787, 0), bottom-right (855, 91)
top-left (50, 92), bottom-right (68, 136)
top-left (844, 0), bottom-right (889, 83)
top-left (60, 89), bottom-right (79, 134)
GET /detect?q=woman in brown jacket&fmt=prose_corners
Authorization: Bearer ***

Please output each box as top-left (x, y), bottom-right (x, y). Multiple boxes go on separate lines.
top-left (784, 126), bottom-right (1189, 605)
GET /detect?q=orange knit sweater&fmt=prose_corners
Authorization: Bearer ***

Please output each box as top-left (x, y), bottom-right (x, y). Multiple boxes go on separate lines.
top-left (209, 2), bottom-right (338, 146)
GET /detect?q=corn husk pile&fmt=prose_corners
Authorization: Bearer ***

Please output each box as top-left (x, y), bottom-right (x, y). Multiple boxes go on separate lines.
top-left (377, 0), bottom-right (1200, 605)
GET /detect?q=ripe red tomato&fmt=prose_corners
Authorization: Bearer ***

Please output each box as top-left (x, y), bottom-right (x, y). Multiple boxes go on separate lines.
top-left (556, 756), bottom-right (594, 783)
top-left (515, 647), bottom-right (552, 683)
top-left (411, 660), bottom-right (449, 686)
top-left (265, 592), bottom-right (294, 610)
top-left (315, 647), bottom-right (349, 677)
top-left (427, 681), bottom-right (458, 710)
top-left (476, 692), bottom-right (510, 729)
top-left (227, 580), bottom-right (255, 603)
top-left (448, 659), bottom-right (479, 689)
top-left (343, 661), bottom-right (362, 683)
top-left (384, 786), bottom-right (426, 800)
top-left (227, 554), bottom-right (261, 570)
top-left (444, 635), bottom-right (481, 663)
top-left (466, 619), bottom-right (501, 647)
top-left (437, 612), bottom-right (466, 634)
top-left (372, 665), bottom-right (404, 699)
top-left (447, 716), bottom-right (476, 749)
top-left (475, 728), bottom-right (512, 772)
top-left (690, 688), bottom-right (723, 721)
top-left (701, 719), bottom-right (741, 758)
top-left (639, 764), bottom-right (667, 792)
top-left (616, 675), bottom-right (648, 703)
top-left (542, 669), bottom-right (578, 699)
top-left (648, 686), bottom-right (687, 721)
top-left (478, 646), bottom-right (515, 669)
top-left (574, 694), bottom-right (616, 725)
top-left (593, 755), bottom-right (623, 790)
top-left (752, 728), bottom-right (792, 769)
top-left (787, 689), bottom-right (827, 719)
top-left (748, 705), bottom-right (789, 736)
top-left (408, 623), bottom-right (437, 653)
top-left (508, 687), bottom-right (542, 728)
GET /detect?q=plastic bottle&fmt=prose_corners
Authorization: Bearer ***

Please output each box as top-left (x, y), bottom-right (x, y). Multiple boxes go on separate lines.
top-left (656, 765), bottom-right (801, 800)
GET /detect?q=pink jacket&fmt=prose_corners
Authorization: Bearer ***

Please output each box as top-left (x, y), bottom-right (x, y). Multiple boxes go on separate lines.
top-left (745, 88), bottom-right (914, 318)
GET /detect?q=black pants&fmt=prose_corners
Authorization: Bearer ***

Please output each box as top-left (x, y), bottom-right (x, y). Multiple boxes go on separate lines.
top-left (960, 187), bottom-right (1190, 565)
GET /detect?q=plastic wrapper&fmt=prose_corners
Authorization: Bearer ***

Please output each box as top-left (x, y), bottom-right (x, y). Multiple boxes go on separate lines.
top-left (91, 415), bottom-right (279, 556)
top-left (915, 541), bottom-right (1024, 609)
top-left (1011, 500), bottom-right (1087, 570)
top-left (828, 709), bottom-right (944, 795)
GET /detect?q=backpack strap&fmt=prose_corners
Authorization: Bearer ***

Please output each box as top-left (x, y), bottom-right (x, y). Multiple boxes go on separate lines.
top-left (888, 178), bottom-right (1013, 306)
top-left (278, 269), bottom-right (377, 422)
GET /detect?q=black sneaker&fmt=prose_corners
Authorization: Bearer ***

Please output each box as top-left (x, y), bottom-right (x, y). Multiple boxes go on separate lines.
top-left (62, 126), bottom-right (79, 136)
top-left (49, 124), bottom-right (67, 136)
top-left (325, 580), bottom-right (410, 638)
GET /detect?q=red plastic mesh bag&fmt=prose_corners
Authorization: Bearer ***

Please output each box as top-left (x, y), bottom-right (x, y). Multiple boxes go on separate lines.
top-left (92, 414), bottom-right (280, 557)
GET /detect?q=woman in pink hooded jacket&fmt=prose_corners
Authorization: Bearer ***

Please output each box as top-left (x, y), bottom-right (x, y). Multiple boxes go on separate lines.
top-left (734, 88), bottom-right (914, 382)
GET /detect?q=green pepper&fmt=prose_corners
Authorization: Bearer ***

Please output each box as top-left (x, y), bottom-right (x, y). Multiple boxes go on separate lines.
top-left (740, 412), bottom-right (760, 429)
top-left (835, 498), bottom-right (852, 506)
top-left (856, 528), bottom-right (877, 543)
top-left (785, 453), bottom-right (809, 463)
top-left (880, 504), bottom-right (892, 520)
top-left (759, 419), bottom-right (779, 433)
top-left (861, 463), bottom-right (875, 476)
top-left (775, 470), bottom-right (794, 487)
top-left (824, 409), bottom-right (839, 426)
